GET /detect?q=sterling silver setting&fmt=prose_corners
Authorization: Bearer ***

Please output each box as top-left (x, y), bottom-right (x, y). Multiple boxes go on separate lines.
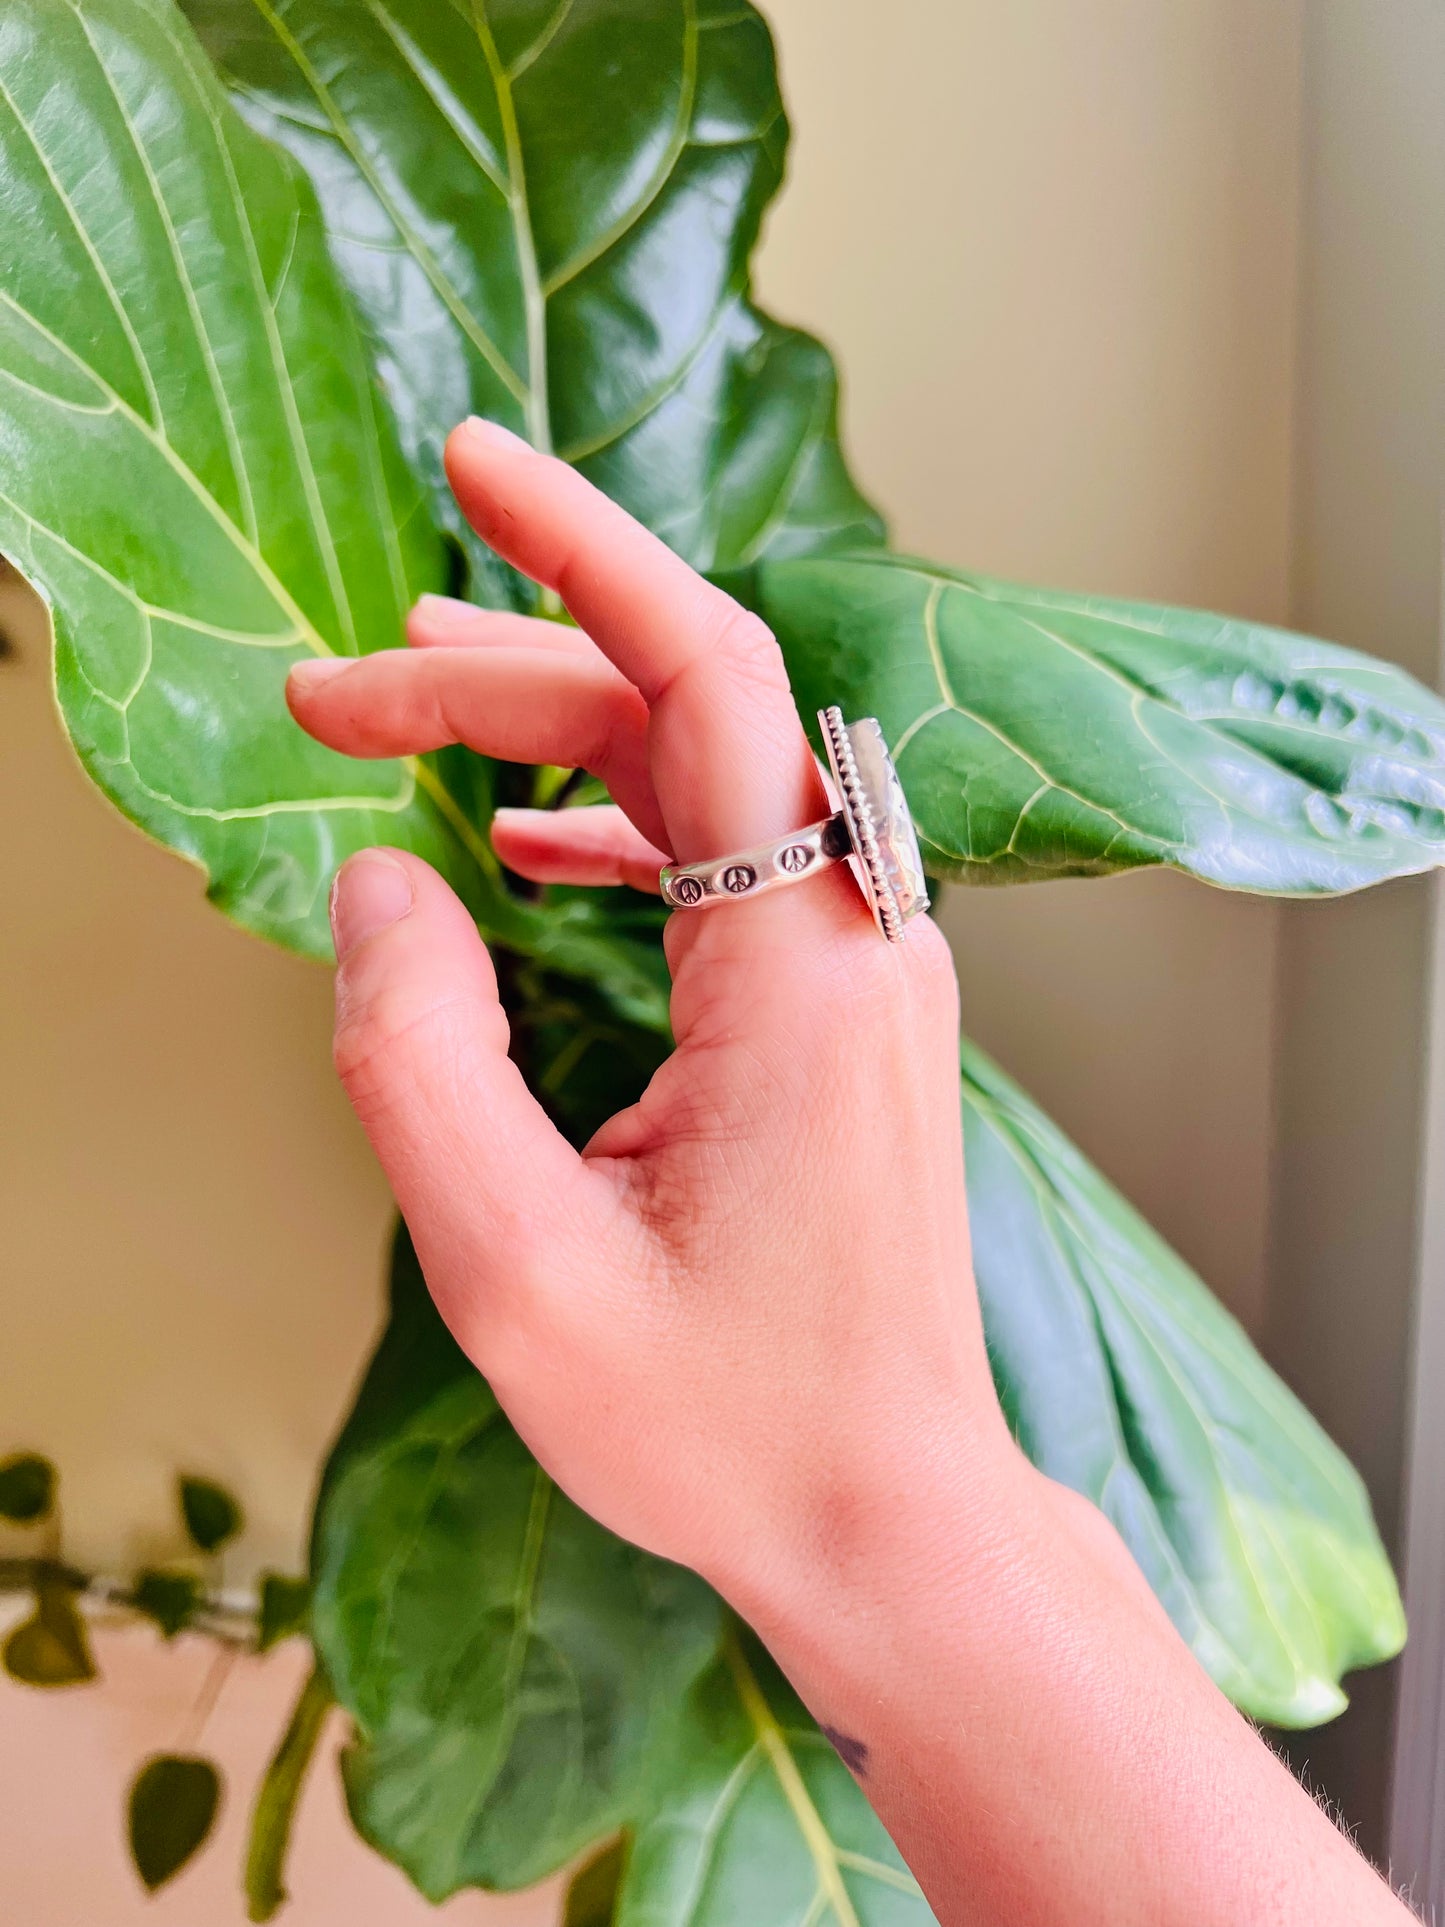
top-left (659, 706), bottom-right (930, 942)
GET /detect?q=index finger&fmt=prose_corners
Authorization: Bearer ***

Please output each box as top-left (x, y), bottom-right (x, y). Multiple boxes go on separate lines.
top-left (444, 419), bottom-right (827, 863)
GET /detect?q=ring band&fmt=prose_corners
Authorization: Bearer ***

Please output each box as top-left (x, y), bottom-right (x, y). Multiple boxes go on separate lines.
top-left (659, 706), bottom-right (930, 942)
top-left (660, 812), bottom-right (852, 909)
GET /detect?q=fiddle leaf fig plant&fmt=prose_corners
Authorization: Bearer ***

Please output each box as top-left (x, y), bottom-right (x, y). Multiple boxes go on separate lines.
top-left (737, 555), bottom-right (1445, 890)
top-left (0, 0), bottom-right (1426, 1917)
top-left (182, 0), bottom-right (884, 591)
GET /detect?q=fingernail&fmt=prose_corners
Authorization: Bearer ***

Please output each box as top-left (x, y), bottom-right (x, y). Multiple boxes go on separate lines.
top-left (288, 656), bottom-right (354, 694)
top-left (461, 416), bottom-right (532, 453)
top-left (412, 592), bottom-right (476, 628)
top-left (330, 852), bottom-right (414, 960)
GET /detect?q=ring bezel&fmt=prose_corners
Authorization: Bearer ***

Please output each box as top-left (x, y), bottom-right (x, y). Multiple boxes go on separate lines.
top-left (819, 706), bottom-right (930, 941)
top-left (657, 708), bottom-right (929, 941)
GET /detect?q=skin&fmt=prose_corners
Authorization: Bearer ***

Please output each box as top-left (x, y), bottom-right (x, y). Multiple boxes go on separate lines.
top-left (287, 417), bottom-right (1414, 1927)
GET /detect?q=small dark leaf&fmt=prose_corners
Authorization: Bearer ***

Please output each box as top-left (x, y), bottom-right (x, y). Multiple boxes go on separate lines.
top-left (179, 1476), bottom-right (243, 1555)
top-left (256, 1575), bottom-right (310, 1654)
top-left (133, 1569), bottom-right (202, 1641)
top-left (0, 1452), bottom-right (55, 1524)
top-left (3, 1578), bottom-right (94, 1686)
top-left (127, 1755), bottom-right (221, 1892)
top-left (564, 1837), bottom-right (627, 1927)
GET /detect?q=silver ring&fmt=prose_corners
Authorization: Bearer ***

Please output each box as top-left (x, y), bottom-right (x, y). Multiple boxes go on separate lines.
top-left (659, 706), bottom-right (930, 942)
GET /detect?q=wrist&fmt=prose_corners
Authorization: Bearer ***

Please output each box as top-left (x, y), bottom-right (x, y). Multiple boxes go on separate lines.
top-left (709, 1400), bottom-right (1039, 1668)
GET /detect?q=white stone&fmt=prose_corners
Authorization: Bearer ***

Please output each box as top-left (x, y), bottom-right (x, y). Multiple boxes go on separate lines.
top-left (848, 720), bottom-right (930, 925)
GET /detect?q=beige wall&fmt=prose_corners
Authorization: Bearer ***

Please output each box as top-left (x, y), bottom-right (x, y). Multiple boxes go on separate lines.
top-left (0, 3), bottom-right (1306, 1919)
top-left (1268, 0), bottom-right (1445, 1861)
top-left (759, 0), bottom-right (1301, 1328)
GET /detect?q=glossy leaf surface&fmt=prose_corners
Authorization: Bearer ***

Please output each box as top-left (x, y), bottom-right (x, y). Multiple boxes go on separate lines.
top-left (0, 0), bottom-right (520, 959)
top-left (186, 0), bottom-right (884, 595)
top-left (310, 1226), bottom-right (721, 1899)
top-left (961, 1038), bottom-right (1405, 1724)
top-left (738, 553), bottom-right (1445, 892)
top-left (128, 1754), bottom-right (221, 1891)
top-left (618, 1633), bottom-right (932, 1926)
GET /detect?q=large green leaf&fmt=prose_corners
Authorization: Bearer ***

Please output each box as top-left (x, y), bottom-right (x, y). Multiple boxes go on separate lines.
top-left (961, 1038), bottom-right (1405, 1725)
top-left (734, 552), bottom-right (1445, 892)
top-left (313, 1228), bottom-right (933, 1917)
top-left (184, 0), bottom-right (884, 595)
top-left (0, 0), bottom-right (679, 1011)
top-left (310, 1224), bottom-right (723, 1898)
top-left (0, 0), bottom-right (501, 957)
top-left (618, 1632), bottom-right (933, 1926)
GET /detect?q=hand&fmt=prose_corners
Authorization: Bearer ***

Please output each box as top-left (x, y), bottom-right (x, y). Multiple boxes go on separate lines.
top-left (287, 421), bottom-right (1414, 1927)
top-left (286, 416), bottom-right (1005, 1617)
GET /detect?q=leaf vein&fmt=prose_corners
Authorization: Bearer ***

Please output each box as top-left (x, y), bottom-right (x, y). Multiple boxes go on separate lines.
top-left (0, 57), bottom-right (163, 432)
top-left (540, 0), bottom-right (699, 299)
top-left (65, 0), bottom-right (260, 543)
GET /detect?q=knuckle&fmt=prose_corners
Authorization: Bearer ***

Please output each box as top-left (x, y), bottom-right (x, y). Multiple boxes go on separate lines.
top-left (584, 681), bottom-right (649, 784)
top-left (333, 992), bottom-right (426, 1116)
top-left (699, 598), bottom-right (788, 692)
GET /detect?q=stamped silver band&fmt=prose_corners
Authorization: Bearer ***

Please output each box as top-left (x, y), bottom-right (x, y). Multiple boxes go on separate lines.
top-left (660, 707), bottom-right (930, 942)
top-left (660, 813), bottom-right (851, 909)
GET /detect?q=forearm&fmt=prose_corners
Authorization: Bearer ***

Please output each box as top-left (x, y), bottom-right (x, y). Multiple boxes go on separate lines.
top-left (724, 1438), bottom-right (1411, 1927)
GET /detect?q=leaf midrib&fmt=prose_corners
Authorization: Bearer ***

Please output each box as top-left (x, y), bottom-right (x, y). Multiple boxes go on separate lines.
top-left (470, 0), bottom-right (551, 457)
top-left (722, 1626), bottom-right (863, 1927)
top-left (66, 0), bottom-right (259, 542)
top-left (884, 559), bottom-right (1443, 863)
top-left (245, 0), bottom-right (527, 407)
top-left (162, 0), bottom-right (362, 656)
top-left (962, 1069), bottom-right (1368, 1696)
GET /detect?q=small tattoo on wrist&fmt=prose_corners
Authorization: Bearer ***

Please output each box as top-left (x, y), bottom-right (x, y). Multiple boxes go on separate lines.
top-left (820, 1725), bottom-right (869, 1777)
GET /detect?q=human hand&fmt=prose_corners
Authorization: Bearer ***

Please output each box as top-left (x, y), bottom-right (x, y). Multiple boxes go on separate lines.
top-left (287, 422), bottom-right (1417, 1927)
top-left (285, 417), bottom-right (1008, 1619)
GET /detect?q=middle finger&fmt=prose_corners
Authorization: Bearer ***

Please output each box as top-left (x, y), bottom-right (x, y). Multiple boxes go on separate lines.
top-left (287, 642), bottom-right (666, 851)
top-left (442, 419), bottom-right (828, 863)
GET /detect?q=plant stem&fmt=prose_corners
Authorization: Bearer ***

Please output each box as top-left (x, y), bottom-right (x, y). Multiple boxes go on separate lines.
top-left (179, 1641), bottom-right (237, 1751)
top-left (245, 1660), bottom-right (333, 1923)
top-left (0, 1558), bottom-right (257, 1646)
top-left (547, 764), bottom-right (589, 811)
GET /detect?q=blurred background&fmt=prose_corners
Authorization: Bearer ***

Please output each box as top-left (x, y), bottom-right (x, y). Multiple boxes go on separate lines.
top-left (4, 0), bottom-right (1444, 1918)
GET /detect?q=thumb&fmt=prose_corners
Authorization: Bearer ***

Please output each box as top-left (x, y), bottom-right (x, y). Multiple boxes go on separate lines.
top-left (327, 849), bottom-right (612, 1367)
